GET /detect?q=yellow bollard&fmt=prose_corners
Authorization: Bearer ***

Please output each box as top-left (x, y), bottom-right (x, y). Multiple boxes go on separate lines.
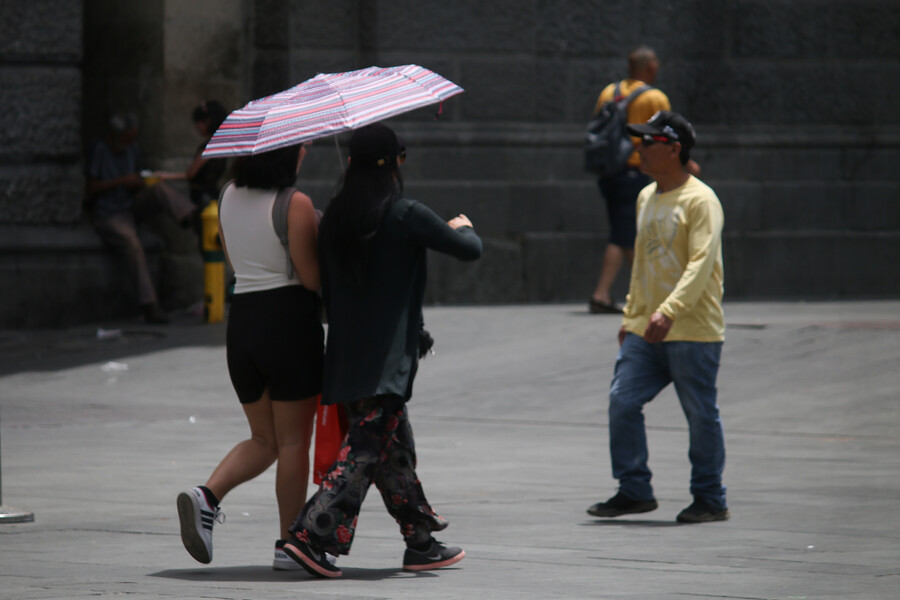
top-left (201, 201), bottom-right (225, 323)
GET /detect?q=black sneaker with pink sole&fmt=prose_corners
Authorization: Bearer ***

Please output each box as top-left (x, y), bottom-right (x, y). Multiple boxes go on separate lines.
top-left (402, 539), bottom-right (465, 571)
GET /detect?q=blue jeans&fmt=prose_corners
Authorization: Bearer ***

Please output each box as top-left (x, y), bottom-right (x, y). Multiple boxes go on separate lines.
top-left (609, 333), bottom-right (727, 510)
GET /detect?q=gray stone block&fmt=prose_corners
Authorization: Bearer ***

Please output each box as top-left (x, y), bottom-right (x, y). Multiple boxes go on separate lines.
top-left (664, 61), bottom-right (782, 126)
top-left (703, 147), bottom-right (846, 182)
top-left (535, 1), bottom-right (639, 57)
top-left (164, 16), bottom-right (243, 81)
top-left (838, 233), bottom-right (900, 297)
top-left (0, 0), bottom-right (82, 61)
top-left (0, 165), bottom-right (83, 224)
top-left (253, 0), bottom-right (290, 49)
top-left (0, 67), bottom-right (81, 159)
top-left (425, 236), bottom-right (525, 304)
top-left (731, 1), bottom-right (832, 60)
top-left (159, 252), bottom-right (204, 311)
top-left (506, 182), bottom-right (604, 233)
top-left (569, 59), bottom-right (626, 121)
top-left (253, 50), bottom-right (291, 98)
top-left (642, 0), bottom-right (730, 60)
top-left (291, 0), bottom-right (359, 49)
top-left (521, 232), bottom-right (621, 302)
top-left (458, 59), bottom-right (539, 121)
top-left (724, 232), bottom-right (842, 298)
top-left (376, 1), bottom-right (536, 53)
top-left (0, 224), bottom-right (161, 328)
top-left (832, 2), bottom-right (900, 59)
top-left (405, 183), bottom-right (512, 235)
top-left (843, 184), bottom-right (900, 231)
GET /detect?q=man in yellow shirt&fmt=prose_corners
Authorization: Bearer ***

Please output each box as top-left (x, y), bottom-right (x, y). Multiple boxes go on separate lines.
top-left (587, 111), bottom-right (729, 523)
top-left (589, 46), bottom-right (670, 314)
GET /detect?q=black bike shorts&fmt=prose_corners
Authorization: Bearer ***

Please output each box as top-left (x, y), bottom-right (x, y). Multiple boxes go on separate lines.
top-left (226, 285), bottom-right (323, 404)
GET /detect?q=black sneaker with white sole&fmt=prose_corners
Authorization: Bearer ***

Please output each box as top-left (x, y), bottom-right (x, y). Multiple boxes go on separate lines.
top-left (402, 539), bottom-right (466, 571)
top-left (176, 487), bottom-right (224, 564)
top-left (283, 533), bottom-right (342, 578)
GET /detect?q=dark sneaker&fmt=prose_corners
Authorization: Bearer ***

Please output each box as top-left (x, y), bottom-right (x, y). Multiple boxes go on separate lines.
top-left (587, 491), bottom-right (658, 517)
top-left (176, 487), bottom-right (223, 564)
top-left (402, 539), bottom-right (465, 571)
top-left (273, 539), bottom-right (337, 571)
top-left (283, 533), bottom-right (342, 578)
top-left (676, 499), bottom-right (730, 523)
top-left (143, 302), bottom-right (170, 325)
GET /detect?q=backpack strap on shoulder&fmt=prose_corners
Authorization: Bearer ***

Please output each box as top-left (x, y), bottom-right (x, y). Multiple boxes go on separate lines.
top-left (271, 186), bottom-right (297, 279)
top-left (622, 84), bottom-right (652, 106)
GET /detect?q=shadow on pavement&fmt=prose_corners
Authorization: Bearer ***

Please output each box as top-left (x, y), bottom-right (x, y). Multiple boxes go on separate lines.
top-left (149, 565), bottom-right (442, 582)
top-left (0, 315), bottom-right (226, 376)
top-left (579, 519), bottom-right (684, 528)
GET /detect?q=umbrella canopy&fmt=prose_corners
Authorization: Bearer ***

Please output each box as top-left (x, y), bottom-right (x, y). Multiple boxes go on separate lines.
top-left (203, 64), bottom-right (463, 158)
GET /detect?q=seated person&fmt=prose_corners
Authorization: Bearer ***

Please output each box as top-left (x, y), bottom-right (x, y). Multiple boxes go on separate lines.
top-left (85, 111), bottom-right (197, 324)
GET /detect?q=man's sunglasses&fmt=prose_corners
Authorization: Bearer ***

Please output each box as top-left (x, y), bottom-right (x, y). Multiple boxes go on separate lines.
top-left (640, 134), bottom-right (676, 147)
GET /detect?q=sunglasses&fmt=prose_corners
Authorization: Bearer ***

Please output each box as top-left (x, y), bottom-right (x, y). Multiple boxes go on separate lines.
top-left (640, 134), bottom-right (676, 147)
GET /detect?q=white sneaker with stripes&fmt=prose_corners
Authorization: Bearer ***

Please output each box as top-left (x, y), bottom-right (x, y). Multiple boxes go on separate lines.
top-left (177, 487), bottom-right (224, 564)
top-left (274, 539), bottom-right (338, 571)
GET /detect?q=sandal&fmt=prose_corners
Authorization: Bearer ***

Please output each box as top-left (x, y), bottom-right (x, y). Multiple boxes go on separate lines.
top-left (589, 298), bottom-right (623, 314)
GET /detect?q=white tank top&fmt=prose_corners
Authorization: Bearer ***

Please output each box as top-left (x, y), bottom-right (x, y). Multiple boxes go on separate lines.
top-left (219, 184), bottom-right (299, 294)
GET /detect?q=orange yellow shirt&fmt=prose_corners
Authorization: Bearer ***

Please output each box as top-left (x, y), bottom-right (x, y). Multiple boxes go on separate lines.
top-left (595, 79), bottom-right (671, 168)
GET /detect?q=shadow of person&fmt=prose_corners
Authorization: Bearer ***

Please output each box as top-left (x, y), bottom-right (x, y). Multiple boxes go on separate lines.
top-left (579, 519), bottom-right (684, 528)
top-left (149, 565), bottom-right (443, 582)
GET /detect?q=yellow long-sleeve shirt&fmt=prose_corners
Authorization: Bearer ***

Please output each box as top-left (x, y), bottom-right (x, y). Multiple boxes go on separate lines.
top-left (622, 176), bottom-right (725, 342)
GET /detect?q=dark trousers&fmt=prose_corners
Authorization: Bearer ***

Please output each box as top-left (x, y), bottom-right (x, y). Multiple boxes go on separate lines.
top-left (92, 183), bottom-right (195, 305)
top-left (598, 167), bottom-right (652, 249)
top-left (290, 396), bottom-right (446, 556)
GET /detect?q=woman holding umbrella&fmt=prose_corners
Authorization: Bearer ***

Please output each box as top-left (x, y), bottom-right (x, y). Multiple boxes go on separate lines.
top-left (176, 141), bottom-right (324, 570)
top-left (283, 123), bottom-right (482, 578)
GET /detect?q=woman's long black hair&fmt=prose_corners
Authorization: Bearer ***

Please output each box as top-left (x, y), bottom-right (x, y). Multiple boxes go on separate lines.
top-left (319, 153), bottom-right (404, 285)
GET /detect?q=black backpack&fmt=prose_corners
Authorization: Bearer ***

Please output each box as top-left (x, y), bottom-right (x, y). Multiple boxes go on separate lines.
top-left (583, 82), bottom-right (652, 177)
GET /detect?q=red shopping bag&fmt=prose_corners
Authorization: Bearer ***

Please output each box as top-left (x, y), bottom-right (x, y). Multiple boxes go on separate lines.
top-left (313, 397), bottom-right (349, 484)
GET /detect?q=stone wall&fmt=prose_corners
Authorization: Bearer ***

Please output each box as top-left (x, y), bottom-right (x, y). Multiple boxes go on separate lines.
top-left (1, 0), bottom-right (898, 327)
top-left (282, 0), bottom-right (900, 303)
top-left (0, 1), bottom-right (83, 225)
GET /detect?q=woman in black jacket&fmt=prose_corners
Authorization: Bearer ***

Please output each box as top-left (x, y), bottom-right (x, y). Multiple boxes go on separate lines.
top-left (283, 123), bottom-right (482, 578)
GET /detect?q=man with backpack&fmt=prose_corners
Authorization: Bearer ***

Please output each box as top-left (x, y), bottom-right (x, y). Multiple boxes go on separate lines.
top-left (587, 46), bottom-right (671, 314)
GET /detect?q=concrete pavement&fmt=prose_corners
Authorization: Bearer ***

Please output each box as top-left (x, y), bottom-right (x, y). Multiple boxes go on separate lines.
top-left (1, 301), bottom-right (899, 599)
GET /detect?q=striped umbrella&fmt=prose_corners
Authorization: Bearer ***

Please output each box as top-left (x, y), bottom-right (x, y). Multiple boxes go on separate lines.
top-left (202, 64), bottom-right (464, 158)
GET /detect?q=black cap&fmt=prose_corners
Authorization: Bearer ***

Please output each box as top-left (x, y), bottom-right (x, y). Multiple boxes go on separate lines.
top-left (349, 123), bottom-right (401, 168)
top-left (626, 110), bottom-right (696, 153)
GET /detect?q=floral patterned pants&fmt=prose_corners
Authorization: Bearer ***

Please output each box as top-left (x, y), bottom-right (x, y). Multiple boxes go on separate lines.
top-left (289, 395), bottom-right (447, 556)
